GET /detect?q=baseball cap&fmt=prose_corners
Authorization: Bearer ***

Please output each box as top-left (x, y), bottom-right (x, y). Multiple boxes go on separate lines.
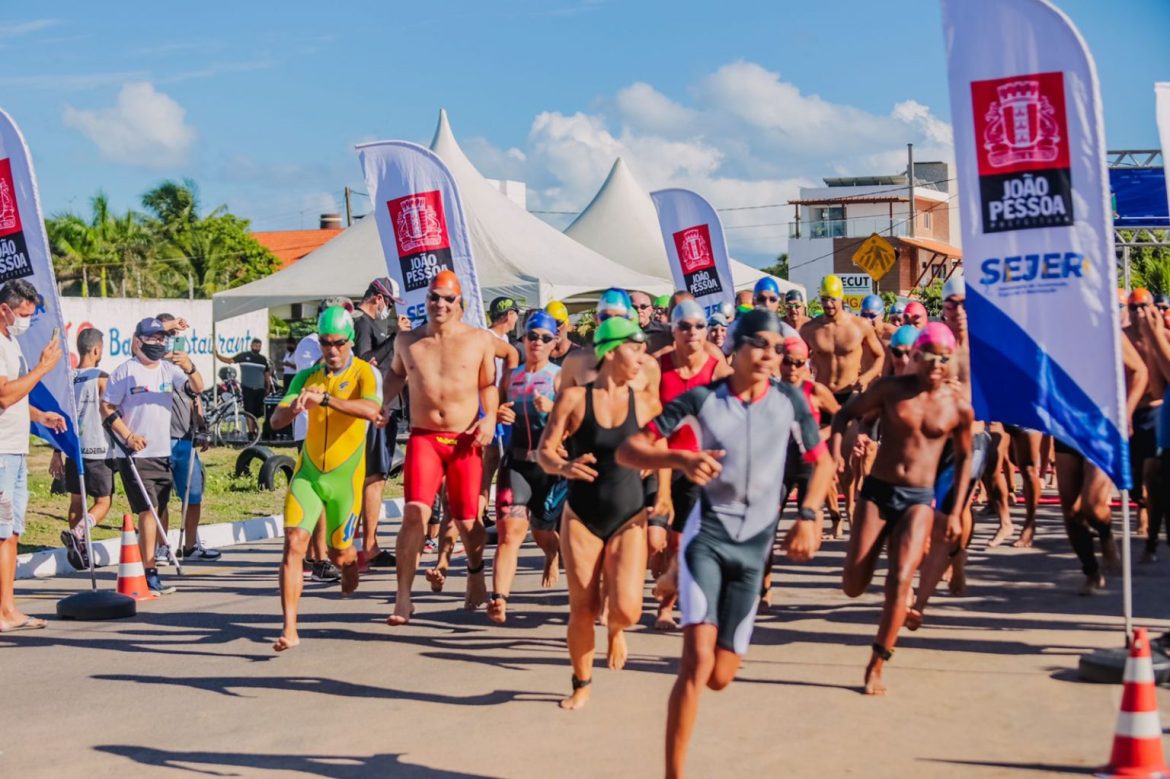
top-left (371, 276), bottom-right (405, 304)
top-left (134, 317), bottom-right (166, 338)
top-left (489, 296), bottom-right (521, 321)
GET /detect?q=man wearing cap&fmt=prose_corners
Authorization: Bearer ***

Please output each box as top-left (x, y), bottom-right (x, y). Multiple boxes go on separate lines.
top-left (383, 270), bottom-right (500, 623)
top-left (903, 301), bottom-right (929, 329)
top-left (270, 306), bottom-right (382, 651)
top-left (213, 338), bottom-right (271, 421)
top-left (352, 278), bottom-right (409, 571)
top-left (887, 301), bottom-right (907, 328)
top-left (102, 316), bottom-right (204, 596)
top-left (832, 322), bottom-right (974, 695)
top-left (544, 300), bottom-right (576, 365)
top-left (722, 282), bottom-right (799, 358)
top-left (783, 289), bottom-right (809, 332)
top-left (706, 313), bottom-right (729, 351)
top-left (484, 296), bottom-right (523, 529)
top-left (800, 274), bottom-right (885, 405)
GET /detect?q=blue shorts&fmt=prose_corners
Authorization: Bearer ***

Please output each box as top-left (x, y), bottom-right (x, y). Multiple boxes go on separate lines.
top-left (170, 439), bottom-right (205, 505)
top-left (0, 453), bottom-right (29, 539)
top-left (1157, 389), bottom-right (1170, 454)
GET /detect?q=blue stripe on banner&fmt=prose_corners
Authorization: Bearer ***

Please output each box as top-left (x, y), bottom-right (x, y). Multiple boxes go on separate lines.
top-left (967, 288), bottom-right (1130, 489)
top-left (29, 382), bottom-right (83, 468)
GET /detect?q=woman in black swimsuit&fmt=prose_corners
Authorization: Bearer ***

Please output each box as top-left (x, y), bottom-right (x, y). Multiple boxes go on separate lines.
top-left (538, 316), bottom-right (660, 710)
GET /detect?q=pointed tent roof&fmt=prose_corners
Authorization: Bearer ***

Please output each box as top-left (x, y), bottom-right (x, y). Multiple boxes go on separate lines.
top-left (564, 158), bottom-right (802, 295)
top-left (213, 111), bottom-right (668, 321)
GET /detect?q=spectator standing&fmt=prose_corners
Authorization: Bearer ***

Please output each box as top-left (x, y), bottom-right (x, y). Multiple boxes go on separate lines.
top-left (102, 317), bottom-right (198, 595)
top-left (214, 338), bottom-right (271, 419)
top-left (281, 341), bottom-right (297, 393)
top-left (0, 279), bottom-right (66, 632)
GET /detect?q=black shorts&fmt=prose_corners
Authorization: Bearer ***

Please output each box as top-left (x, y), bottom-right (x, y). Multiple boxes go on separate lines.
top-left (670, 471), bottom-right (702, 533)
top-left (241, 386), bottom-right (266, 419)
top-left (496, 456), bottom-right (567, 532)
top-left (781, 441), bottom-right (813, 511)
top-left (365, 417), bottom-right (398, 479)
top-left (935, 431), bottom-right (992, 514)
top-left (64, 457), bottom-right (116, 499)
top-left (859, 475), bottom-right (934, 523)
top-left (1054, 437), bottom-right (1081, 457)
top-left (116, 457), bottom-right (173, 514)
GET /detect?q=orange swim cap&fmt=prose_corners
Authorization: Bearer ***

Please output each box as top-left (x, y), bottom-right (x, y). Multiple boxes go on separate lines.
top-left (1128, 287), bottom-right (1153, 306)
top-left (429, 269), bottom-right (462, 295)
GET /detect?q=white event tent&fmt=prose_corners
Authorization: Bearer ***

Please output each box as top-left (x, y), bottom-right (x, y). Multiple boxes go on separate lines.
top-left (565, 158), bottom-right (803, 296)
top-left (213, 111), bottom-right (668, 321)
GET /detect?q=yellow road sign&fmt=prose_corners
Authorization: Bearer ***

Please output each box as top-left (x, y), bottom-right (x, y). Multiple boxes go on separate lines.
top-left (852, 233), bottom-right (897, 282)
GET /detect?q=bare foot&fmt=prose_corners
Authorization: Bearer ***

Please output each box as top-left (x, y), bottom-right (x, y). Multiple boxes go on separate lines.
top-left (905, 608), bottom-right (924, 632)
top-left (1079, 573), bottom-right (1105, 596)
top-left (987, 523), bottom-right (1015, 548)
top-left (596, 603), bottom-right (609, 626)
top-left (387, 600), bottom-right (415, 626)
top-left (426, 567), bottom-right (446, 593)
top-left (487, 594), bottom-right (507, 624)
top-left (340, 562), bottom-right (359, 597)
top-left (653, 608), bottom-right (678, 631)
top-left (864, 657), bottom-right (887, 695)
top-left (542, 553), bottom-right (560, 589)
top-left (559, 684), bottom-right (591, 710)
top-left (948, 550), bottom-right (967, 596)
top-left (1012, 525), bottom-right (1035, 548)
top-left (607, 630), bottom-right (628, 671)
top-left (273, 631), bottom-right (300, 652)
top-left (759, 587), bottom-right (774, 610)
top-left (465, 569), bottom-right (488, 611)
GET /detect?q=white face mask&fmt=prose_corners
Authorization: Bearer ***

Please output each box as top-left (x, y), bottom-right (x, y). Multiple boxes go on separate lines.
top-left (376, 302), bottom-right (392, 321)
top-left (6, 310), bottom-right (30, 336)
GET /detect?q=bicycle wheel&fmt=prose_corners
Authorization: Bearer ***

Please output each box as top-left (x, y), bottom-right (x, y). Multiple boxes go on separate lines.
top-left (214, 410), bottom-right (260, 448)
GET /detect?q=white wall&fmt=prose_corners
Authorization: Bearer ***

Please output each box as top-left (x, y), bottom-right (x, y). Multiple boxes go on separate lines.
top-left (59, 297), bottom-right (269, 380)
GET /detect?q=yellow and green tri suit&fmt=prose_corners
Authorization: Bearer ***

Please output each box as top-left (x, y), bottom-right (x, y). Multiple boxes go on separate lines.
top-left (280, 355), bottom-right (382, 549)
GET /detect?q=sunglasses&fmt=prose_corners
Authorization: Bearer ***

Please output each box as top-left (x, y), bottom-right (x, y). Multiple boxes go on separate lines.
top-left (741, 335), bottom-right (785, 355)
top-left (525, 332), bottom-right (556, 344)
top-left (1129, 303), bottom-right (1149, 311)
top-left (755, 295), bottom-right (780, 304)
top-left (861, 312), bottom-right (879, 320)
top-left (319, 337), bottom-right (348, 349)
top-left (891, 347), bottom-right (911, 359)
top-left (428, 292), bottom-right (458, 304)
top-left (920, 352), bottom-right (952, 365)
top-left (632, 303), bottom-right (653, 311)
top-left (783, 358), bottom-right (807, 368)
top-left (677, 321), bottom-right (706, 332)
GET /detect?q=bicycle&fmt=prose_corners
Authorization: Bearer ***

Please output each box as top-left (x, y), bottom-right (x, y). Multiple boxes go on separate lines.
top-left (203, 367), bottom-right (261, 448)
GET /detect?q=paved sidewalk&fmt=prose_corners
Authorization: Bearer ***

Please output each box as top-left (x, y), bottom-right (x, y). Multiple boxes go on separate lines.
top-left (2, 505), bottom-right (1168, 778)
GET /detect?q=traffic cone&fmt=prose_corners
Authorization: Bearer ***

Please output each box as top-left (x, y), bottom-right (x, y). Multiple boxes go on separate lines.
top-left (1101, 628), bottom-right (1170, 778)
top-left (116, 514), bottom-right (157, 602)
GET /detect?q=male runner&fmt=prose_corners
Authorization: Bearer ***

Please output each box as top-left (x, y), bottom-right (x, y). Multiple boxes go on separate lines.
top-left (629, 290), bottom-right (655, 330)
top-left (783, 289), bottom-right (809, 332)
top-left (800, 274), bottom-right (885, 405)
top-left (383, 271), bottom-right (498, 623)
top-left (616, 308), bottom-right (833, 779)
top-left (860, 294), bottom-right (896, 343)
top-left (490, 311), bottom-right (564, 622)
top-left (1124, 288), bottom-right (1167, 538)
top-left (734, 290), bottom-right (753, 315)
top-left (833, 322), bottom-right (973, 695)
top-left (52, 328), bottom-right (116, 570)
top-left (269, 307), bottom-right (381, 651)
top-left (545, 300), bottom-right (575, 365)
top-left (1130, 304), bottom-right (1170, 561)
top-left (887, 301), bottom-right (907, 328)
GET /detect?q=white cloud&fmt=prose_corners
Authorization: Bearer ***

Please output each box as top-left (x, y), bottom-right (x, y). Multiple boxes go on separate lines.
top-left (0, 19), bottom-right (59, 39)
top-left (63, 82), bottom-right (196, 168)
top-left (461, 60), bottom-right (952, 261)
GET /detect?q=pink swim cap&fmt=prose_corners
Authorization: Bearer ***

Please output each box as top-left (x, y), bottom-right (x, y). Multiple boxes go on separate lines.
top-left (914, 321), bottom-right (956, 352)
top-left (782, 336), bottom-right (809, 360)
top-left (904, 301), bottom-right (928, 320)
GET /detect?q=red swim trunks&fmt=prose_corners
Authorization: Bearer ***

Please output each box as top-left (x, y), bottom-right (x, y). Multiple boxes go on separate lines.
top-left (404, 429), bottom-right (484, 521)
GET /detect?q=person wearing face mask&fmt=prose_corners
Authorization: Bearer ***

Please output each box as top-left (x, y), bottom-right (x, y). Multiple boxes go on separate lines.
top-left (0, 279), bottom-right (67, 633)
top-left (101, 317), bottom-right (201, 596)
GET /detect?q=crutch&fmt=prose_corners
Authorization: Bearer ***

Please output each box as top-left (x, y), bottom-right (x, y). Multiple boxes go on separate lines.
top-left (114, 436), bottom-right (182, 575)
top-left (175, 434), bottom-right (200, 571)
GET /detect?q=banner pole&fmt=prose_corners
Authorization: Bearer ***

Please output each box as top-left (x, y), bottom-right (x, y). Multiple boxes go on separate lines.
top-left (74, 459), bottom-right (97, 591)
top-left (1120, 488), bottom-right (1133, 642)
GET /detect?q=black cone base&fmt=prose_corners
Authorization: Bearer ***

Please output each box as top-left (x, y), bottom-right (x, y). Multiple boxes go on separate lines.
top-left (56, 590), bottom-right (137, 620)
top-left (1078, 646), bottom-right (1170, 684)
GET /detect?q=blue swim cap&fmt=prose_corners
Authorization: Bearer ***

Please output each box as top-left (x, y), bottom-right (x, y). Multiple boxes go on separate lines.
top-left (861, 294), bottom-right (884, 315)
top-left (596, 288), bottom-right (633, 321)
top-left (526, 310), bottom-right (559, 334)
top-left (890, 325), bottom-right (920, 349)
top-left (753, 277), bottom-right (781, 297)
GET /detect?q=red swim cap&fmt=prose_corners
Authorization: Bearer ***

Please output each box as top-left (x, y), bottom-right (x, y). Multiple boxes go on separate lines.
top-left (904, 301), bottom-right (928, 320)
top-left (429, 269), bottom-right (462, 295)
top-left (1128, 287), bottom-right (1153, 306)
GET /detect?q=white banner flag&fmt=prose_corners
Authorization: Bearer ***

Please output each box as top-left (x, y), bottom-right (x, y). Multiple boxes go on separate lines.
top-left (1158, 83), bottom-right (1170, 218)
top-left (0, 108), bottom-right (81, 460)
top-left (942, 0), bottom-right (1128, 486)
top-left (356, 141), bottom-right (484, 328)
top-left (650, 188), bottom-right (736, 319)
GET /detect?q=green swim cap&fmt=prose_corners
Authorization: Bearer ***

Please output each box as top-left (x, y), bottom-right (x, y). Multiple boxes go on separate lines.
top-left (594, 316), bottom-right (647, 360)
top-left (654, 294), bottom-right (671, 308)
top-left (317, 305), bottom-right (355, 342)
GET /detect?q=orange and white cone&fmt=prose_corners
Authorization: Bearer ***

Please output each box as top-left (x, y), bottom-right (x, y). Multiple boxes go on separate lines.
top-left (1101, 628), bottom-right (1169, 778)
top-left (116, 514), bottom-right (157, 602)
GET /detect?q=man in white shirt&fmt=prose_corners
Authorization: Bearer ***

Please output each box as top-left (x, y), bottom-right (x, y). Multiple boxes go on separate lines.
top-left (0, 279), bottom-right (66, 633)
top-left (101, 317), bottom-right (200, 596)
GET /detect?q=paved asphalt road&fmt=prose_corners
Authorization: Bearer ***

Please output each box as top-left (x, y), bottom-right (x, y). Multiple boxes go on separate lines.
top-left (3, 505), bottom-right (1169, 778)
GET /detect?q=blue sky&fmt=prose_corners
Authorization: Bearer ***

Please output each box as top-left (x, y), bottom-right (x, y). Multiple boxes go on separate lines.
top-left (2, 0), bottom-right (1167, 264)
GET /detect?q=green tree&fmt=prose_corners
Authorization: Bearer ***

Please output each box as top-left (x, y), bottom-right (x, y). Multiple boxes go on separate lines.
top-left (46, 192), bottom-right (164, 297)
top-left (1120, 231), bottom-right (1170, 294)
top-left (911, 278), bottom-right (944, 317)
top-left (760, 252), bottom-right (789, 279)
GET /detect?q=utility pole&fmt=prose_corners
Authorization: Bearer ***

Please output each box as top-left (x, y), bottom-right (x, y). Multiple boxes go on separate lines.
top-left (907, 143), bottom-right (916, 238)
top-left (344, 186), bottom-right (353, 227)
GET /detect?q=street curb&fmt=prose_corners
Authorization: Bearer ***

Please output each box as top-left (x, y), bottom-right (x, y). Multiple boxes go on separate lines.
top-left (16, 498), bottom-right (405, 580)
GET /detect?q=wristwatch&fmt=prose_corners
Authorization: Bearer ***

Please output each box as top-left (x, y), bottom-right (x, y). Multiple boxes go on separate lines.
top-left (321, 392), bottom-right (331, 408)
top-left (797, 507), bottom-right (817, 522)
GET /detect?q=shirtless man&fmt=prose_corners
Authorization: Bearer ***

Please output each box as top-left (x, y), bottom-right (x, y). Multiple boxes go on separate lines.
top-left (1133, 304), bottom-right (1170, 561)
top-left (800, 274), bottom-right (885, 405)
top-left (887, 301), bottom-right (907, 328)
top-left (783, 289), bottom-right (809, 332)
top-left (382, 270), bottom-right (498, 624)
top-left (904, 301), bottom-right (928, 329)
top-left (1123, 288), bottom-right (1168, 538)
top-left (562, 289), bottom-right (661, 394)
top-left (833, 322), bottom-right (973, 695)
top-left (860, 294), bottom-right (897, 344)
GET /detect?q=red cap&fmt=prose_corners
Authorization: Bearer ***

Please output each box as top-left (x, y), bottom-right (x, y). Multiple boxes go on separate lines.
top-left (1128, 288), bottom-right (1153, 306)
top-left (429, 270), bottom-right (462, 295)
top-left (905, 301), bottom-right (928, 320)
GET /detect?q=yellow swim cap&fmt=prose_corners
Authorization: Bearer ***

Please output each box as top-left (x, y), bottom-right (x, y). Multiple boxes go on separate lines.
top-left (545, 300), bottom-right (569, 324)
top-left (819, 274), bottom-right (844, 300)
